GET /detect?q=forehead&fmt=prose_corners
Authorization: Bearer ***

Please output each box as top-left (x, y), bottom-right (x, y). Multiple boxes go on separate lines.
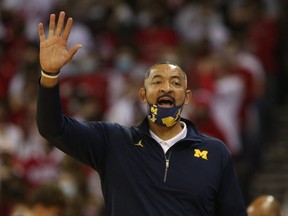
top-left (147, 64), bottom-right (185, 79)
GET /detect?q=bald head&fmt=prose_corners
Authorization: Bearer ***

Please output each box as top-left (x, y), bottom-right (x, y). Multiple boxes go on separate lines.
top-left (247, 195), bottom-right (282, 216)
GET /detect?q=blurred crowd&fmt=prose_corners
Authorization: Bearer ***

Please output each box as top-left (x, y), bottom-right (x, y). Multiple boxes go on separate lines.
top-left (0, 0), bottom-right (287, 215)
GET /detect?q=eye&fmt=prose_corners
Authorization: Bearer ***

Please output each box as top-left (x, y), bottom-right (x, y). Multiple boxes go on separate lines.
top-left (152, 80), bottom-right (162, 85)
top-left (172, 80), bottom-right (181, 87)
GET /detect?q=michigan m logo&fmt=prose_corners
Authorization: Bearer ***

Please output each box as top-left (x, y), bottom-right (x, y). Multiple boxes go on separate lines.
top-left (151, 105), bottom-right (158, 115)
top-left (194, 149), bottom-right (208, 160)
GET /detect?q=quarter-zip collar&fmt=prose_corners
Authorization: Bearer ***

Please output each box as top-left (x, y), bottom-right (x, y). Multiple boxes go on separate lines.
top-left (150, 121), bottom-right (187, 153)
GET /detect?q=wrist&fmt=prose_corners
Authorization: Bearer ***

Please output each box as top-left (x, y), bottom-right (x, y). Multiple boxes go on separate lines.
top-left (41, 69), bottom-right (60, 79)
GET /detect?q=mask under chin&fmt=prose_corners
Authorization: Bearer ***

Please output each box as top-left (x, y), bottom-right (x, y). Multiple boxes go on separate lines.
top-left (147, 103), bottom-right (183, 127)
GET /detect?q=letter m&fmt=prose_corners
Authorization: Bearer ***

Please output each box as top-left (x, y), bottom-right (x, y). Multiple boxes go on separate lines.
top-left (194, 149), bottom-right (208, 160)
top-left (151, 106), bottom-right (158, 115)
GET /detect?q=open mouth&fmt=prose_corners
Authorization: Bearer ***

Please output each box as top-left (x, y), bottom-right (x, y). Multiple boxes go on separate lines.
top-left (157, 96), bottom-right (175, 108)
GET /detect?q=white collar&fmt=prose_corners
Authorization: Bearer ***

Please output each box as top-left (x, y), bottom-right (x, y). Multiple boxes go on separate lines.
top-left (150, 122), bottom-right (187, 153)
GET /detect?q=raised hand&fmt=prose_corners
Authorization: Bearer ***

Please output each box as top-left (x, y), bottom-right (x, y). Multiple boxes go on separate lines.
top-left (38, 11), bottom-right (82, 73)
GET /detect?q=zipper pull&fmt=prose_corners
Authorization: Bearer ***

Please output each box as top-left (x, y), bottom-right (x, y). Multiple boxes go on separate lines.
top-left (163, 159), bottom-right (170, 183)
top-left (166, 159), bottom-right (170, 169)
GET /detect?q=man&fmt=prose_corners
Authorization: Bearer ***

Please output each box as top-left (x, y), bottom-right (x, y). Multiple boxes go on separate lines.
top-left (36, 11), bottom-right (247, 215)
top-left (247, 195), bottom-right (282, 216)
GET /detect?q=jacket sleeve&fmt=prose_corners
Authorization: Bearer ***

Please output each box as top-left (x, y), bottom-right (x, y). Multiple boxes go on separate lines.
top-left (215, 154), bottom-right (248, 216)
top-left (36, 82), bottom-right (64, 138)
top-left (36, 82), bottom-right (107, 171)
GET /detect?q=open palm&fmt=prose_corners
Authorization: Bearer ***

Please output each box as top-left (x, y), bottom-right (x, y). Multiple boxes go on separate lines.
top-left (38, 11), bottom-right (82, 73)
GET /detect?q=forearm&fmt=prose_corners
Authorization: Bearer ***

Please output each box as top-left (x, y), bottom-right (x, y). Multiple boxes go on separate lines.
top-left (36, 80), bottom-right (64, 139)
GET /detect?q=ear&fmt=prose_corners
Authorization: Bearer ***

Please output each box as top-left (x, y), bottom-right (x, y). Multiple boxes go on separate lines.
top-left (139, 88), bottom-right (147, 103)
top-left (184, 90), bottom-right (192, 105)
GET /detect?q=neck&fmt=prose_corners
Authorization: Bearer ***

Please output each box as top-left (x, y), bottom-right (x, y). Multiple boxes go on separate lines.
top-left (149, 119), bottom-right (183, 140)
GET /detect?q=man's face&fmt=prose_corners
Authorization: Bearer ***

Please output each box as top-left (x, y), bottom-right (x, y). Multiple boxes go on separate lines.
top-left (139, 64), bottom-right (191, 108)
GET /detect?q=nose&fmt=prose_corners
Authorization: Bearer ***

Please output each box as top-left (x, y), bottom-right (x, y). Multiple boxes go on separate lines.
top-left (160, 81), bottom-right (172, 93)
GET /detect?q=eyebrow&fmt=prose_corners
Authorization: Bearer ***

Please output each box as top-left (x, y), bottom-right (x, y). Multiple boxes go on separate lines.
top-left (170, 75), bottom-right (182, 80)
top-left (150, 74), bottom-right (162, 79)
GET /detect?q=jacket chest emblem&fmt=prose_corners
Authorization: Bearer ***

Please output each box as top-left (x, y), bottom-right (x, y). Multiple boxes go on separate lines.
top-left (135, 140), bottom-right (144, 147)
top-left (194, 149), bottom-right (208, 160)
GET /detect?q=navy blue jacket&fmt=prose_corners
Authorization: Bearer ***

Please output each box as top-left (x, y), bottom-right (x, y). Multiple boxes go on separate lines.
top-left (37, 83), bottom-right (247, 216)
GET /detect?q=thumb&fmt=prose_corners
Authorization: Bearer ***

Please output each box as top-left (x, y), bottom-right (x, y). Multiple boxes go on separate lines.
top-left (67, 44), bottom-right (82, 61)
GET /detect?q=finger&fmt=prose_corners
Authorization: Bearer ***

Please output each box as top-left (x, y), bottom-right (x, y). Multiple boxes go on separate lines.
top-left (67, 44), bottom-right (82, 61)
top-left (62, 17), bottom-right (73, 40)
top-left (38, 23), bottom-right (46, 42)
top-left (55, 11), bottom-right (65, 36)
top-left (48, 14), bottom-right (56, 37)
